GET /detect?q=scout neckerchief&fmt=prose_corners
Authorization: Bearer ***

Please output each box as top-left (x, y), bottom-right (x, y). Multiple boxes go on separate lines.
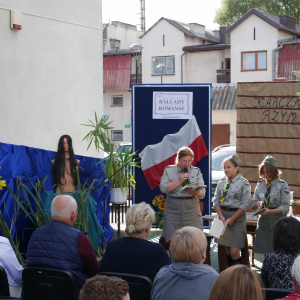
top-left (221, 180), bottom-right (232, 204)
top-left (263, 182), bottom-right (272, 208)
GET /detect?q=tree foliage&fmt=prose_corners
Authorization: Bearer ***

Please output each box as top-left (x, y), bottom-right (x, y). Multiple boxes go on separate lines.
top-left (214, 0), bottom-right (300, 28)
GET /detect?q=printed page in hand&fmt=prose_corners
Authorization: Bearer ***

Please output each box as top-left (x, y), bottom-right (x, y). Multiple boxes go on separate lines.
top-left (252, 203), bottom-right (265, 217)
top-left (180, 185), bottom-right (207, 193)
top-left (209, 217), bottom-right (229, 239)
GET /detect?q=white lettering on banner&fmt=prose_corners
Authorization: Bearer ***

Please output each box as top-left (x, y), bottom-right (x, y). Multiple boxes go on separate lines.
top-left (152, 92), bottom-right (193, 119)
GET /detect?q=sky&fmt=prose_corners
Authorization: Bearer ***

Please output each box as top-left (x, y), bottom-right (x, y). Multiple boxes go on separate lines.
top-left (102, 0), bottom-right (223, 31)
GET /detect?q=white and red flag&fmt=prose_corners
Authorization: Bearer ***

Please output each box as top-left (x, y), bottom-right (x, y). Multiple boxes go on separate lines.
top-left (139, 116), bottom-right (208, 189)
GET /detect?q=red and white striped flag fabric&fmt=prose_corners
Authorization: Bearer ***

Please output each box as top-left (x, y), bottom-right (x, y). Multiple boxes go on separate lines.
top-left (139, 116), bottom-right (208, 189)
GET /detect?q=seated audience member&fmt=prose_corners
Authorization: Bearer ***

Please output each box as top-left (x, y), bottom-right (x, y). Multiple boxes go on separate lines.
top-left (208, 265), bottom-right (264, 300)
top-left (26, 195), bottom-right (100, 290)
top-left (276, 255), bottom-right (300, 300)
top-left (261, 216), bottom-right (300, 289)
top-left (80, 275), bottom-right (130, 300)
top-left (0, 236), bottom-right (23, 298)
top-left (151, 226), bottom-right (218, 300)
top-left (100, 202), bottom-right (171, 281)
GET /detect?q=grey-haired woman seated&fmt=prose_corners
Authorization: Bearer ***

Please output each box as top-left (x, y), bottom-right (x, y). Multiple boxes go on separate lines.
top-left (151, 226), bottom-right (218, 300)
top-left (100, 202), bottom-right (171, 281)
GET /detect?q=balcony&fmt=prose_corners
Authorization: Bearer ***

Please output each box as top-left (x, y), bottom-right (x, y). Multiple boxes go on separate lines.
top-left (130, 74), bottom-right (142, 85)
top-left (216, 69), bottom-right (230, 83)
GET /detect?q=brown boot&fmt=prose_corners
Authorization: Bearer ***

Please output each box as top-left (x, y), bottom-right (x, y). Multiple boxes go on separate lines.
top-left (159, 236), bottom-right (170, 251)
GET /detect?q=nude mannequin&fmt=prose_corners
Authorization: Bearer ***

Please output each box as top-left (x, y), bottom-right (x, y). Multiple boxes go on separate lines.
top-left (51, 136), bottom-right (80, 194)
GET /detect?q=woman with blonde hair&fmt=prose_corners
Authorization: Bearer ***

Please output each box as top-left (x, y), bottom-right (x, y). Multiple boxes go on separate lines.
top-left (151, 226), bottom-right (218, 300)
top-left (208, 265), bottom-right (264, 300)
top-left (100, 202), bottom-right (171, 281)
top-left (160, 147), bottom-right (206, 245)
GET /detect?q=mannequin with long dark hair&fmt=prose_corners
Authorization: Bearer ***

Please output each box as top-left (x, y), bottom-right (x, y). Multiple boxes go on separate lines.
top-left (51, 135), bottom-right (80, 193)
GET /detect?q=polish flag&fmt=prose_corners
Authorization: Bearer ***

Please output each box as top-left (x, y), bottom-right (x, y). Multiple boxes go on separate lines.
top-left (139, 116), bottom-right (208, 189)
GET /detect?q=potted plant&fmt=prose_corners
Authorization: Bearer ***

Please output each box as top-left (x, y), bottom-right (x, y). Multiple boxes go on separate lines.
top-left (82, 113), bottom-right (140, 204)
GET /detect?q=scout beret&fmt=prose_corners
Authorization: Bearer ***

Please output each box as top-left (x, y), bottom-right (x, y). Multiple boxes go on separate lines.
top-left (228, 154), bottom-right (239, 165)
top-left (262, 155), bottom-right (276, 167)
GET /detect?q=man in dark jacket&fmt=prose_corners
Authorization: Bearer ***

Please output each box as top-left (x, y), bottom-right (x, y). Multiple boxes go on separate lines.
top-left (26, 195), bottom-right (100, 290)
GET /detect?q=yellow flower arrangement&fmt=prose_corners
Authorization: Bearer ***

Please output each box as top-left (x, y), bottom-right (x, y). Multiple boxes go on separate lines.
top-left (0, 176), bottom-right (6, 190)
top-left (158, 202), bottom-right (165, 210)
top-left (152, 194), bottom-right (166, 229)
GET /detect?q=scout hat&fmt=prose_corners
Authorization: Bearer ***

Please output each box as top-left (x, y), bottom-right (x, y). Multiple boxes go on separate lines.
top-left (228, 154), bottom-right (239, 165)
top-left (262, 155), bottom-right (276, 167)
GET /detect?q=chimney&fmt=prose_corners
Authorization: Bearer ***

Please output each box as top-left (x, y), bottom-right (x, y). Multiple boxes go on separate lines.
top-left (219, 26), bottom-right (227, 44)
top-left (188, 23), bottom-right (205, 36)
top-left (279, 14), bottom-right (296, 30)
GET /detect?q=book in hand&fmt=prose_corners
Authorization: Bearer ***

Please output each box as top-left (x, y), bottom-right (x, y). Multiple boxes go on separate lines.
top-left (209, 217), bottom-right (229, 239)
top-left (180, 184), bottom-right (207, 194)
top-left (252, 202), bottom-right (266, 217)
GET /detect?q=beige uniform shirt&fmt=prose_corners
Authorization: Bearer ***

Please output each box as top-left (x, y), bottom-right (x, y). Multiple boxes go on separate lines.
top-left (251, 179), bottom-right (290, 215)
top-left (213, 174), bottom-right (251, 211)
top-left (160, 165), bottom-right (206, 199)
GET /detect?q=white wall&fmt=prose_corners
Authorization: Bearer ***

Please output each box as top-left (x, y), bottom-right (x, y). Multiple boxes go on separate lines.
top-left (230, 14), bottom-right (294, 83)
top-left (184, 50), bottom-right (226, 83)
top-left (0, 1), bottom-right (103, 157)
top-left (141, 19), bottom-right (186, 84)
top-left (212, 110), bottom-right (237, 145)
top-left (103, 91), bottom-right (132, 147)
top-left (103, 22), bottom-right (142, 53)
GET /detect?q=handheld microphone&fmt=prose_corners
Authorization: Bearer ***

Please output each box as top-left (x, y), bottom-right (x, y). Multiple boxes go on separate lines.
top-left (183, 168), bottom-right (191, 185)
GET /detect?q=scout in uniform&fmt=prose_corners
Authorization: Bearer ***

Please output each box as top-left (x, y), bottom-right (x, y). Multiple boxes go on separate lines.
top-left (160, 146), bottom-right (206, 242)
top-left (252, 155), bottom-right (290, 254)
top-left (213, 154), bottom-right (251, 266)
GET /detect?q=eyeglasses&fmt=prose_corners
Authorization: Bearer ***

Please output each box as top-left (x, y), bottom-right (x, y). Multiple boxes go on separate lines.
top-left (181, 160), bottom-right (193, 164)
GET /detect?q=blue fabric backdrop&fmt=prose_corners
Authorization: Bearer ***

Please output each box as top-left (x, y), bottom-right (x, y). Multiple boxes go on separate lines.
top-left (0, 142), bottom-right (114, 253)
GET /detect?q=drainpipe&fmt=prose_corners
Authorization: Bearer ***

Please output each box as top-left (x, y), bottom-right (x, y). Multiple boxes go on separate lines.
top-left (181, 51), bottom-right (186, 83)
top-left (272, 42), bottom-right (283, 80)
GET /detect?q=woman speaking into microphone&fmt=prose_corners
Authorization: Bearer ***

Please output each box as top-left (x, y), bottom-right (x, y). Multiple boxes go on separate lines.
top-left (160, 147), bottom-right (206, 243)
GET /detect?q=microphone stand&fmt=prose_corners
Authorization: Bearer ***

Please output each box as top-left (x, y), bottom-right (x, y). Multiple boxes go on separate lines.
top-left (92, 160), bottom-right (133, 252)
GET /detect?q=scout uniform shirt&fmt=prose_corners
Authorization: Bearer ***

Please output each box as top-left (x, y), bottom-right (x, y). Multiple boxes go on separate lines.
top-left (252, 179), bottom-right (290, 215)
top-left (213, 174), bottom-right (251, 211)
top-left (160, 165), bottom-right (205, 199)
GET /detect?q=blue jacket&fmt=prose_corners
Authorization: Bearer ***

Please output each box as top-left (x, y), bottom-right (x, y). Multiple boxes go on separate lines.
top-left (26, 221), bottom-right (88, 290)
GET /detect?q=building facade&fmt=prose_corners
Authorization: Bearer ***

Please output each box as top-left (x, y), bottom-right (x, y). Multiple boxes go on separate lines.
top-left (0, 1), bottom-right (103, 157)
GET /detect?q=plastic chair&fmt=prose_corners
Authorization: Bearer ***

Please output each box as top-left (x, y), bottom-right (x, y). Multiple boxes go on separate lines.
top-left (99, 272), bottom-right (152, 300)
top-left (22, 267), bottom-right (78, 300)
top-left (263, 288), bottom-right (292, 300)
top-left (0, 265), bottom-right (10, 297)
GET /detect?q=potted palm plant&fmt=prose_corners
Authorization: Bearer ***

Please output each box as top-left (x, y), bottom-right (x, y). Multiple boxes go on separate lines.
top-left (82, 113), bottom-right (140, 204)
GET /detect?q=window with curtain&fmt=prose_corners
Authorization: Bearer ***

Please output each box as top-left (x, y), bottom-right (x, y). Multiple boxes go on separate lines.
top-left (242, 51), bottom-right (267, 71)
top-left (152, 56), bottom-right (175, 75)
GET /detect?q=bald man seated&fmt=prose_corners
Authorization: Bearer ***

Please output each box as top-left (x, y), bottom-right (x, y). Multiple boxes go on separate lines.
top-left (26, 195), bottom-right (100, 290)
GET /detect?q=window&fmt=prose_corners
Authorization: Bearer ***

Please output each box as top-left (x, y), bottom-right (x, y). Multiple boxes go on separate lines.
top-left (152, 56), bottom-right (175, 75)
top-left (163, 34), bottom-right (165, 46)
top-left (111, 130), bottom-right (123, 141)
top-left (241, 51), bottom-right (267, 71)
top-left (253, 27), bottom-right (256, 40)
top-left (110, 39), bottom-right (120, 50)
top-left (111, 96), bottom-right (123, 106)
top-left (226, 58), bottom-right (230, 69)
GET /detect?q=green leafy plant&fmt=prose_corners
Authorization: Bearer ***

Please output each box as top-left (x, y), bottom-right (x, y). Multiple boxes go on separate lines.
top-left (82, 113), bottom-right (141, 191)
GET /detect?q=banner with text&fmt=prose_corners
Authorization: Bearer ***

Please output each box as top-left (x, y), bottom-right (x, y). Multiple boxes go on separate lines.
top-left (152, 92), bottom-right (193, 119)
top-left (237, 81), bottom-right (300, 201)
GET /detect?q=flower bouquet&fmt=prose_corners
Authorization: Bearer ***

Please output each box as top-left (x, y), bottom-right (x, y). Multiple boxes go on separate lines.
top-left (152, 194), bottom-right (165, 229)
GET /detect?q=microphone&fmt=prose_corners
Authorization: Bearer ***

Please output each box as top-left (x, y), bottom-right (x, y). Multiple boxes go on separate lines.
top-left (183, 168), bottom-right (191, 185)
